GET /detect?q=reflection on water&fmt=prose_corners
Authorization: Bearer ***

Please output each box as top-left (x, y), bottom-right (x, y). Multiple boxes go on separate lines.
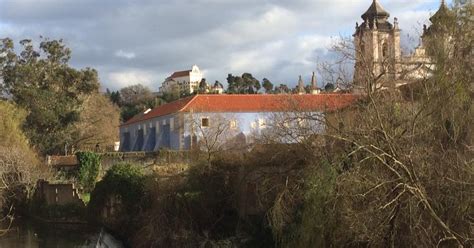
top-left (0, 219), bottom-right (121, 248)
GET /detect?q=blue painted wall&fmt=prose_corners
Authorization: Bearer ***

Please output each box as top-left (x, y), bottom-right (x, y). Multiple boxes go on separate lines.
top-left (119, 111), bottom-right (325, 152)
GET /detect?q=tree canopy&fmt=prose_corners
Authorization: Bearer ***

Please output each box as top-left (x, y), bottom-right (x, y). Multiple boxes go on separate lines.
top-left (72, 93), bottom-right (120, 150)
top-left (262, 78), bottom-right (274, 93)
top-left (0, 38), bottom-right (100, 154)
top-left (112, 84), bottom-right (165, 122)
top-left (226, 73), bottom-right (261, 94)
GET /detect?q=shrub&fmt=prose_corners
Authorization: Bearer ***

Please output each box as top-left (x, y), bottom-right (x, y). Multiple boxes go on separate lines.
top-left (88, 163), bottom-right (145, 219)
top-left (38, 203), bottom-right (86, 220)
top-left (76, 151), bottom-right (101, 192)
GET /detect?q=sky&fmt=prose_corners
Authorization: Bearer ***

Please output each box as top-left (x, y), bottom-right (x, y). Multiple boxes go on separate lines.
top-left (0, 0), bottom-right (451, 91)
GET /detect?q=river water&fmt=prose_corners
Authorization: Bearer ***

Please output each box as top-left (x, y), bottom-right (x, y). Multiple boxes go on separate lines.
top-left (0, 220), bottom-right (124, 248)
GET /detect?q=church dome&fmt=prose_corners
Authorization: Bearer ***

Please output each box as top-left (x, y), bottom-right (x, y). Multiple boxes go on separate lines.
top-left (361, 0), bottom-right (390, 21)
top-left (429, 0), bottom-right (454, 23)
top-left (357, 0), bottom-right (393, 32)
top-left (423, 1), bottom-right (455, 37)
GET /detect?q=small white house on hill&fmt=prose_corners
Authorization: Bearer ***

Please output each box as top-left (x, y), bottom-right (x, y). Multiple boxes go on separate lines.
top-left (159, 65), bottom-right (203, 95)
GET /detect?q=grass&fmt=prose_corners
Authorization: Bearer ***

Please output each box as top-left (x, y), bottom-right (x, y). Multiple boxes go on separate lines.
top-left (80, 193), bottom-right (91, 205)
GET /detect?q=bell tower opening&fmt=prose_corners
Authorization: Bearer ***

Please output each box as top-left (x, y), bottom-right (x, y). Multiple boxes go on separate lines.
top-left (382, 42), bottom-right (388, 59)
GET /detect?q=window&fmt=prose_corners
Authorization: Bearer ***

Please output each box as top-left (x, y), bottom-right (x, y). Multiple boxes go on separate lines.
top-left (170, 118), bottom-right (174, 131)
top-left (201, 117), bottom-right (210, 127)
top-left (230, 120), bottom-right (237, 129)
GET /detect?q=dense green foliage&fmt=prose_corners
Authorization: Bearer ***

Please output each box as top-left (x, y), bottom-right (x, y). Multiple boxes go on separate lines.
top-left (262, 78), bottom-right (274, 93)
top-left (106, 84), bottom-right (166, 122)
top-left (226, 73), bottom-right (261, 94)
top-left (76, 152), bottom-right (101, 192)
top-left (131, 161), bottom-right (245, 247)
top-left (0, 100), bottom-right (30, 150)
top-left (88, 163), bottom-right (145, 217)
top-left (0, 38), bottom-right (100, 154)
top-left (278, 161), bottom-right (337, 247)
top-left (274, 84), bottom-right (290, 93)
top-left (324, 82), bottom-right (335, 92)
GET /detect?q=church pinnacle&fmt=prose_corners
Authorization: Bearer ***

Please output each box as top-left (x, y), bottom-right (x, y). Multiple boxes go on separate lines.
top-left (297, 75), bottom-right (305, 94)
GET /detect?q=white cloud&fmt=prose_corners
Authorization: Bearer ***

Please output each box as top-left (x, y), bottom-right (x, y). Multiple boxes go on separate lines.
top-left (107, 70), bottom-right (155, 89)
top-left (115, 49), bottom-right (136, 59)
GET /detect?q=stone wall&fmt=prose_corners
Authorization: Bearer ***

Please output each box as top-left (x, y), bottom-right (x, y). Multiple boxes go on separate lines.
top-left (47, 151), bottom-right (194, 177)
top-left (100, 150), bottom-right (193, 175)
top-left (36, 180), bottom-right (84, 206)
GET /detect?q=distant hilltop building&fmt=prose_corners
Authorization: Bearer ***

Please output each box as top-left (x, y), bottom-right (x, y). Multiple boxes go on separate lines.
top-left (159, 65), bottom-right (203, 95)
top-left (353, 0), bottom-right (452, 90)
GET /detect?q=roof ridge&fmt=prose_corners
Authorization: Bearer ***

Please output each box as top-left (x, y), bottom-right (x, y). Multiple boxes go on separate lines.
top-left (173, 69), bottom-right (192, 73)
top-left (179, 94), bottom-right (199, 112)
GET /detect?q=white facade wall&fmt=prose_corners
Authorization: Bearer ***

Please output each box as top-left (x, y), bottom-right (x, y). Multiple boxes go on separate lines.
top-left (120, 110), bottom-right (326, 152)
top-left (159, 65), bottom-right (203, 95)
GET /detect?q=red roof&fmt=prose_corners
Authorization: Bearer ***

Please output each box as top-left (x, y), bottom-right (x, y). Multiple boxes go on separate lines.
top-left (123, 96), bottom-right (194, 126)
top-left (168, 70), bottom-right (192, 79)
top-left (122, 94), bottom-right (359, 126)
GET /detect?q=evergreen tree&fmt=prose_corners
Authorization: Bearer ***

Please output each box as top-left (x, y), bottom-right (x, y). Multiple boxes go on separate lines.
top-left (0, 38), bottom-right (100, 154)
top-left (262, 78), bottom-right (274, 93)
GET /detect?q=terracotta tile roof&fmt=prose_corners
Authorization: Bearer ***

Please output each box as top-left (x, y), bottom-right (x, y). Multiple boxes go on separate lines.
top-left (168, 70), bottom-right (192, 79)
top-left (123, 96), bottom-right (196, 126)
top-left (121, 94), bottom-right (359, 127)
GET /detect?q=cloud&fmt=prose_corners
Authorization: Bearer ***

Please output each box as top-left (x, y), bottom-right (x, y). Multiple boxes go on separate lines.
top-left (0, 0), bottom-right (447, 90)
top-left (107, 70), bottom-right (156, 89)
top-left (115, 50), bottom-right (136, 59)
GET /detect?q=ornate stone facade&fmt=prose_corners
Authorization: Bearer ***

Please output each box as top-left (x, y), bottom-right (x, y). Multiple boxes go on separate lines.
top-left (353, 0), bottom-right (451, 90)
top-left (353, 0), bottom-right (401, 85)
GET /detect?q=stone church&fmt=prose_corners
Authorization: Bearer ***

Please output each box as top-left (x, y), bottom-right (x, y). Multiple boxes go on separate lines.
top-left (353, 0), bottom-right (453, 90)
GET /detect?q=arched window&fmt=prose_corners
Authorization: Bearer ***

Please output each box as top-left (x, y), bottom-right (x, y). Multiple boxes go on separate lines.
top-left (382, 42), bottom-right (389, 58)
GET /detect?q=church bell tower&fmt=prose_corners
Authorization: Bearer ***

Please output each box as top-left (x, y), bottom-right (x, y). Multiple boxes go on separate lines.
top-left (353, 0), bottom-right (401, 89)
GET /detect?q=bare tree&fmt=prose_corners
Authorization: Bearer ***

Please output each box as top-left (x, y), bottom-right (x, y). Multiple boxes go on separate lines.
top-left (187, 113), bottom-right (243, 167)
top-left (264, 5), bottom-right (473, 246)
